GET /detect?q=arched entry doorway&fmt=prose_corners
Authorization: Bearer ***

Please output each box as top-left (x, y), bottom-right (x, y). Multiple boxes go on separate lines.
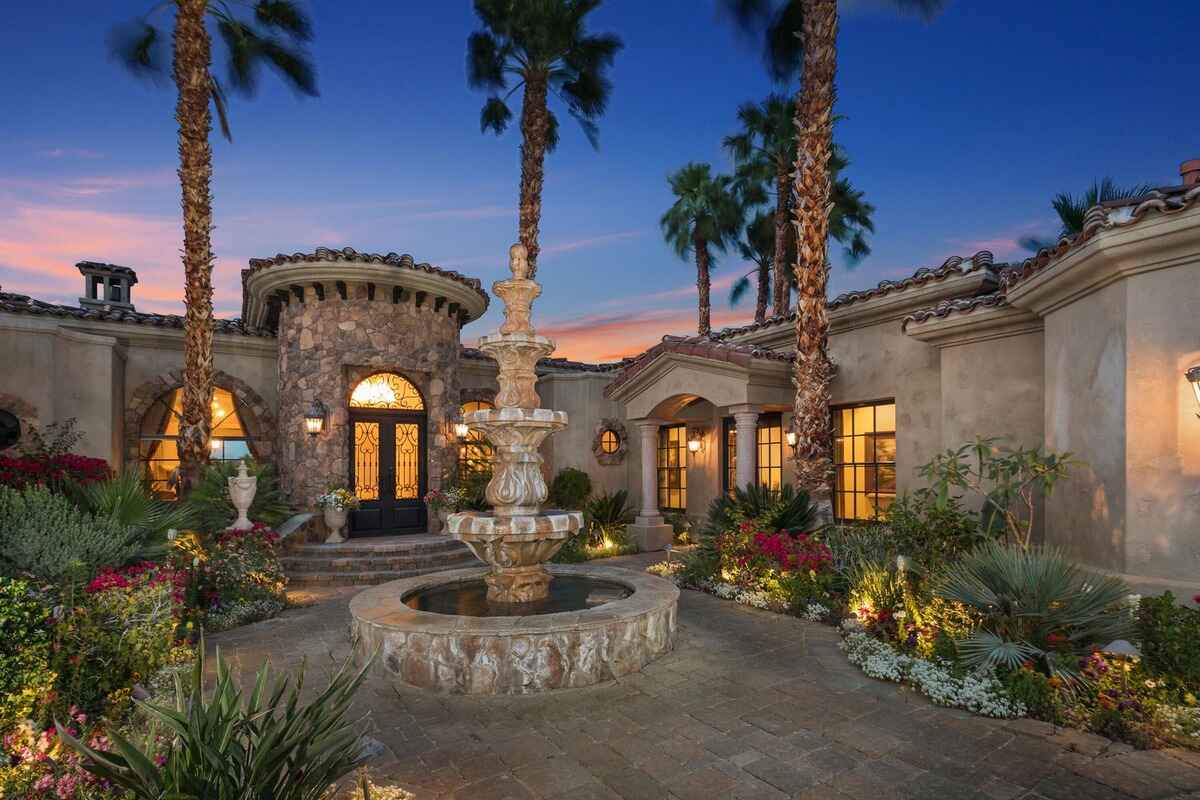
top-left (348, 372), bottom-right (428, 535)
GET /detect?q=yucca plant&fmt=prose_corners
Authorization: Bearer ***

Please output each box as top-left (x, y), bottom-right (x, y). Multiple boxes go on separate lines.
top-left (934, 542), bottom-right (1133, 678)
top-left (584, 489), bottom-right (635, 545)
top-left (73, 470), bottom-right (196, 559)
top-left (59, 644), bottom-right (370, 799)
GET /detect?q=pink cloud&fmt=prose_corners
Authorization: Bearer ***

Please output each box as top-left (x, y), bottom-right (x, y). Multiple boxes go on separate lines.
top-left (532, 307), bottom-right (756, 362)
top-left (0, 169), bottom-right (175, 200)
top-left (540, 229), bottom-right (643, 256)
top-left (36, 147), bottom-right (105, 160)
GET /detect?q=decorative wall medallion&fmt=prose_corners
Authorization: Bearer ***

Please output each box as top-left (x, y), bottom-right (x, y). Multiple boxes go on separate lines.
top-left (592, 419), bottom-right (627, 465)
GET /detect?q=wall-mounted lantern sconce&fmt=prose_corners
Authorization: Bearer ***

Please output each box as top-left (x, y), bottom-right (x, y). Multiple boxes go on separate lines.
top-left (785, 430), bottom-right (798, 449)
top-left (1187, 365), bottom-right (1200, 418)
top-left (454, 419), bottom-right (471, 439)
top-left (687, 426), bottom-right (707, 454)
top-left (303, 399), bottom-right (328, 436)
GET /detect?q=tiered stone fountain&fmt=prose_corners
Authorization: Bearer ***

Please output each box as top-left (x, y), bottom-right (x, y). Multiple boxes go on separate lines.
top-left (350, 245), bottom-right (678, 694)
top-left (444, 244), bottom-right (582, 603)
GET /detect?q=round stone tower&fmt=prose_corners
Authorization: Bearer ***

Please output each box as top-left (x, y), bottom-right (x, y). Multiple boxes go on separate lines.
top-left (242, 247), bottom-right (489, 536)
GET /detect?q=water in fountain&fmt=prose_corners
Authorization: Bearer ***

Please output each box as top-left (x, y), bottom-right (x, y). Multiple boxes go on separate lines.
top-left (442, 243), bottom-right (585, 606)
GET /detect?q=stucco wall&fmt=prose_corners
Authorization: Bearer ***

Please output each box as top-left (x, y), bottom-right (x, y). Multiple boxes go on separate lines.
top-left (1123, 266), bottom-right (1200, 581)
top-left (1043, 281), bottom-right (1128, 571)
top-left (828, 319), bottom-right (942, 495)
top-left (538, 372), bottom-right (626, 497)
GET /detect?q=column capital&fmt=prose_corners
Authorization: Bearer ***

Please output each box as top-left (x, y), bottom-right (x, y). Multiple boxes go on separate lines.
top-left (632, 417), bottom-right (669, 434)
top-left (728, 404), bottom-right (762, 422)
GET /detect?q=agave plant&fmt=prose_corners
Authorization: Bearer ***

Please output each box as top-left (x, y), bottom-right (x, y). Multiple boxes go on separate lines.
top-left (703, 482), bottom-right (817, 538)
top-left (584, 489), bottom-right (636, 545)
top-left (59, 644), bottom-right (369, 799)
top-left (73, 470), bottom-right (196, 559)
top-left (934, 542), bottom-right (1133, 677)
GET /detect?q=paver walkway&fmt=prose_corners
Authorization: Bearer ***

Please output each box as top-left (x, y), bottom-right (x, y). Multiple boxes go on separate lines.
top-left (211, 553), bottom-right (1200, 799)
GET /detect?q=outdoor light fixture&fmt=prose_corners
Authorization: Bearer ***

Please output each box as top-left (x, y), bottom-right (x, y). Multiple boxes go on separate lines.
top-left (687, 427), bottom-right (706, 454)
top-left (1188, 365), bottom-right (1200, 418)
top-left (454, 420), bottom-right (471, 439)
top-left (303, 399), bottom-right (328, 436)
top-left (786, 430), bottom-right (798, 448)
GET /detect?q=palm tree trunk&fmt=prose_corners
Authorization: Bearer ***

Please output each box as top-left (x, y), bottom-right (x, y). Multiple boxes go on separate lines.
top-left (754, 259), bottom-right (769, 323)
top-left (174, 0), bottom-right (215, 495)
top-left (518, 71), bottom-right (550, 278)
top-left (772, 165), bottom-right (791, 317)
top-left (790, 0), bottom-right (838, 516)
top-left (694, 234), bottom-right (712, 336)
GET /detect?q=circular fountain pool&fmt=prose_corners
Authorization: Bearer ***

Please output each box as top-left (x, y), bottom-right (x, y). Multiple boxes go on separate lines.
top-left (350, 564), bottom-right (678, 694)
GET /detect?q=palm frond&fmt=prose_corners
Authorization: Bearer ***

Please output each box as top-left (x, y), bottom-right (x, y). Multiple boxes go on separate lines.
top-left (253, 0), bottom-right (313, 41)
top-left (210, 77), bottom-right (233, 142)
top-left (467, 31), bottom-right (507, 90)
top-left (480, 96), bottom-right (513, 135)
top-left (729, 274), bottom-right (753, 306)
top-left (107, 20), bottom-right (167, 82)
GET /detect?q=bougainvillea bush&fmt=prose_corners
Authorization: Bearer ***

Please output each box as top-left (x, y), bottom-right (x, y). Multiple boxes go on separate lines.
top-left (0, 453), bottom-right (111, 492)
top-left (171, 523), bottom-right (288, 631)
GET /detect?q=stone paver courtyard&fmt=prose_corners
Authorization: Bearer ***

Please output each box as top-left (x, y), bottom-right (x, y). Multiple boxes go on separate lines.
top-left (211, 554), bottom-right (1200, 800)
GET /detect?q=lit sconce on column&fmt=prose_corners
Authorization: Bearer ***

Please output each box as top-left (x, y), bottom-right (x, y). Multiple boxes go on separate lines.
top-left (687, 427), bottom-right (706, 455)
top-left (454, 419), bottom-right (471, 440)
top-left (303, 399), bottom-right (328, 436)
top-left (785, 430), bottom-right (798, 449)
top-left (1187, 365), bottom-right (1200, 418)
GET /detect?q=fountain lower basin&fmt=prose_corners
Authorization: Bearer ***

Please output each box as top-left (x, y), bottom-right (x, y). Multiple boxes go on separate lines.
top-left (350, 564), bottom-right (679, 694)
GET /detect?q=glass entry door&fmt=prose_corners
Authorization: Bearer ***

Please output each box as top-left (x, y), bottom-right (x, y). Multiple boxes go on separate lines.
top-left (349, 410), bottom-right (427, 535)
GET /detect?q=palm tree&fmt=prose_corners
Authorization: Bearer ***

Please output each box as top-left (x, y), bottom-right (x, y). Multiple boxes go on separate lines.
top-left (722, 0), bottom-right (942, 514)
top-left (661, 164), bottom-right (745, 336)
top-left (1019, 178), bottom-right (1154, 251)
top-left (729, 211), bottom-right (775, 323)
top-left (110, 1), bottom-right (316, 492)
top-left (725, 95), bottom-right (875, 317)
top-left (466, 0), bottom-right (622, 278)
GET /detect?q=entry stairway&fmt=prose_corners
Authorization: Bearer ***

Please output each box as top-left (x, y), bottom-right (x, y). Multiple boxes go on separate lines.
top-left (281, 534), bottom-right (481, 586)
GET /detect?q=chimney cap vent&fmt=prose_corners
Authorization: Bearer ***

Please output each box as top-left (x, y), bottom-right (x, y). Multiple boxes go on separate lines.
top-left (1180, 159), bottom-right (1200, 187)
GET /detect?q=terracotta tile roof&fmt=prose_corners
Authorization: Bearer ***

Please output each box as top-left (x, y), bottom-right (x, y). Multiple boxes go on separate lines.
top-left (1003, 184), bottom-right (1200, 289)
top-left (712, 250), bottom-right (1005, 341)
top-left (460, 346), bottom-right (629, 373)
top-left (244, 247), bottom-right (489, 306)
top-left (77, 261), bottom-right (138, 279)
top-left (603, 334), bottom-right (791, 397)
top-left (901, 292), bottom-right (1008, 329)
top-left (0, 291), bottom-right (271, 337)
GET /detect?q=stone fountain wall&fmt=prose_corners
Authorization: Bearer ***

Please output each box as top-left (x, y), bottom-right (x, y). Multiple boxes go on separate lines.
top-left (276, 281), bottom-right (462, 527)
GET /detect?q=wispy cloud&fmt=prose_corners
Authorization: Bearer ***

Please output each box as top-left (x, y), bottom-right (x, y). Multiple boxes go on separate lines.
top-left (949, 218), bottom-right (1052, 260)
top-left (531, 306), bottom-right (755, 362)
top-left (541, 229), bottom-right (643, 256)
top-left (408, 205), bottom-right (511, 222)
top-left (0, 169), bottom-right (175, 199)
top-left (35, 147), bottom-right (104, 160)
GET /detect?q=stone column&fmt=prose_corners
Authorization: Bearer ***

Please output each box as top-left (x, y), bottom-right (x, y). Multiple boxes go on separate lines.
top-left (731, 405), bottom-right (761, 491)
top-left (627, 418), bottom-right (673, 552)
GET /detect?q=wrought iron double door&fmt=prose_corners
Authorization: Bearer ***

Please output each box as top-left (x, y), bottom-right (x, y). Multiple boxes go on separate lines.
top-left (348, 410), bottom-right (427, 535)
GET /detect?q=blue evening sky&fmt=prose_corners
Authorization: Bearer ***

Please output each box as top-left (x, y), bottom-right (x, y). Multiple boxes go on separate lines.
top-left (1, 1), bottom-right (1196, 360)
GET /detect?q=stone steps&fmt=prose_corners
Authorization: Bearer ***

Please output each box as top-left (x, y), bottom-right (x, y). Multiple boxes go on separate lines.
top-left (282, 534), bottom-right (482, 586)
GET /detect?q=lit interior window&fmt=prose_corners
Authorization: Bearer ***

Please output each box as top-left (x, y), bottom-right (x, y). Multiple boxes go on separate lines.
top-left (832, 401), bottom-right (897, 522)
top-left (139, 387), bottom-right (251, 500)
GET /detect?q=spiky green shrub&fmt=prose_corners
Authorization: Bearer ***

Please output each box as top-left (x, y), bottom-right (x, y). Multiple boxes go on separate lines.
top-left (585, 489), bottom-right (635, 543)
top-left (547, 467), bottom-right (592, 510)
top-left (183, 458), bottom-right (291, 534)
top-left (59, 645), bottom-right (370, 799)
top-left (934, 542), bottom-right (1133, 676)
top-left (73, 470), bottom-right (195, 559)
top-left (0, 485), bottom-right (141, 581)
top-left (702, 483), bottom-right (817, 537)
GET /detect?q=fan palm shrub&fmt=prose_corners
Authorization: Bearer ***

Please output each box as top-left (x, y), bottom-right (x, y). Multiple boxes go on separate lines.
top-left (59, 645), bottom-right (370, 799)
top-left (703, 482), bottom-right (817, 538)
top-left (934, 542), bottom-right (1133, 677)
top-left (74, 470), bottom-right (196, 558)
top-left (584, 489), bottom-right (635, 545)
top-left (1019, 178), bottom-right (1155, 251)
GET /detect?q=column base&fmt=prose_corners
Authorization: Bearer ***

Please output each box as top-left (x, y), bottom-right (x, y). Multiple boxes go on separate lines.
top-left (628, 517), bottom-right (674, 552)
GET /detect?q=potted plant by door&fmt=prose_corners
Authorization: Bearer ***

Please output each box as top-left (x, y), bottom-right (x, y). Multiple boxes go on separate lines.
top-left (316, 488), bottom-right (360, 544)
top-left (423, 487), bottom-right (463, 532)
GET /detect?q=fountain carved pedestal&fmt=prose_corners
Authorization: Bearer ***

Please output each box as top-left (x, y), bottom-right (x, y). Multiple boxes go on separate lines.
top-left (445, 245), bottom-right (583, 604)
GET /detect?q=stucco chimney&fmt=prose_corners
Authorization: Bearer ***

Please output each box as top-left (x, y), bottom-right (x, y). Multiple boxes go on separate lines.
top-left (1181, 159), bottom-right (1200, 187)
top-left (77, 261), bottom-right (138, 311)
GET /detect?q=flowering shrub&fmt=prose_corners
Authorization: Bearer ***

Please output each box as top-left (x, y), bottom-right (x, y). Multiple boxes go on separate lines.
top-left (1137, 592), bottom-right (1200, 691)
top-left (713, 520), bottom-right (834, 609)
top-left (0, 453), bottom-right (110, 492)
top-left (841, 631), bottom-right (1025, 719)
top-left (316, 487), bottom-right (359, 511)
top-left (183, 523), bottom-right (287, 617)
top-left (424, 487), bottom-right (465, 513)
top-left (0, 711), bottom-right (127, 800)
top-left (0, 578), bottom-right (55, 732)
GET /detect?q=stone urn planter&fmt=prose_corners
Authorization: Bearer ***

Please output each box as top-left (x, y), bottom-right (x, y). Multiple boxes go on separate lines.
top-left (226, 460), bottom-right (257, 531)
top-left (323, 506), bottom-right (349, 544)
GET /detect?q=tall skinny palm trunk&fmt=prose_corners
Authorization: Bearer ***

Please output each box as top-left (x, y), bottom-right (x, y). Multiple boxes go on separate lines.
top-left (772, 167), bottom-right (791, 317)
top-left (174, 0), bottom-right (216, 494)
top-left (518, 72), bottom-right (550, 278)
top-left (694, 233), bottom-right (712, 336)
top-left (754, 258), bottom-right (770, 323)
top-left (790, 0), bottom-right (838, 514)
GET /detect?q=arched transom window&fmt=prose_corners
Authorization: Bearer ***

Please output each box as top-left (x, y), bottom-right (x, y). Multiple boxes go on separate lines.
top-left (139, 387), bottom-right (251, 499)
top-left (349, 373), bottom-right (425, 410)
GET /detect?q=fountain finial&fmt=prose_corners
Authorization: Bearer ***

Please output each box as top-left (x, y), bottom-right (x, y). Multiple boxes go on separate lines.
top-left (509, 242), bottom-right (530, 280)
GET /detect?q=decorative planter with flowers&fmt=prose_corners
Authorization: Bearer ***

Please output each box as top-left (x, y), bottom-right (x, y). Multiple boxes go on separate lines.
top-left (315, 488), bottom-right (360, 544)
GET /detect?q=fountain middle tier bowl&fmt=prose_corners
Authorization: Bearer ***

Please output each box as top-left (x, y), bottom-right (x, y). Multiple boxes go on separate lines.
top-left (350, 564), bottom-right (679, 694)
